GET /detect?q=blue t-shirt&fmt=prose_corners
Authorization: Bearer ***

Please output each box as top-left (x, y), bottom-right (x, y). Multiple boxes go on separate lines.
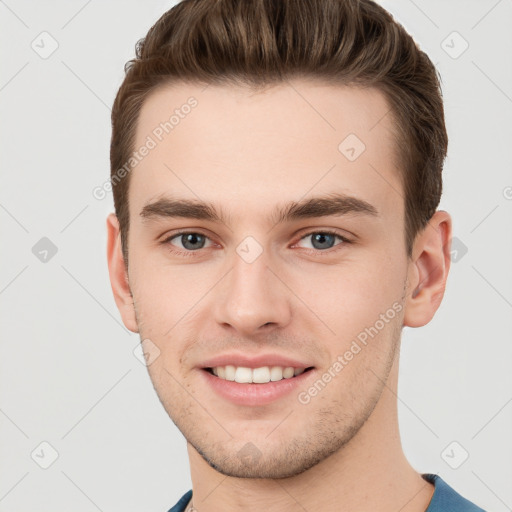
top-left (167, 474), bottom-right (486, 511)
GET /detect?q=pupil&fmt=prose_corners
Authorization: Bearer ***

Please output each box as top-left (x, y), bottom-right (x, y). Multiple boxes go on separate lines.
top-left (312, 233), bottom-right (334, 250)
top-left (182, 233), bottom-right (204, 250)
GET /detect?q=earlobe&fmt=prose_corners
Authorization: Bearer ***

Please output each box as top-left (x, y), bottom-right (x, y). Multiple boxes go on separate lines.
top-left (106, 213), bottom-right (139, 333)
top-left (403, 210), bottom-right (452, 328)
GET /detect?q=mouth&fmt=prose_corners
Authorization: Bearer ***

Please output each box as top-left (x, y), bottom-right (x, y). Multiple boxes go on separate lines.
top-left (203, 365), bottom-right (315, 384)
top-left (200, 363), bottom-right (317, 406)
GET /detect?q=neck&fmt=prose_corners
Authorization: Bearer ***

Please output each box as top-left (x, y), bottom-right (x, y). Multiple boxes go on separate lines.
top-left (186, 354), bottom-right (434, 512)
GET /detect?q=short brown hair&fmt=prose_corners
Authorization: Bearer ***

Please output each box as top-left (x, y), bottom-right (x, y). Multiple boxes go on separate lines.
top-left (110, 0), bottom-right (447, 264)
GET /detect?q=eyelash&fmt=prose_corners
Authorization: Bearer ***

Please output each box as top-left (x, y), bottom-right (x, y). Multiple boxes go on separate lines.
top-left (160, 229), bottom-right (352, 258)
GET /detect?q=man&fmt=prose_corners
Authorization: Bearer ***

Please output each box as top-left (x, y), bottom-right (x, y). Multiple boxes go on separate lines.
top-left (106, 0), bottom-right (486, 510)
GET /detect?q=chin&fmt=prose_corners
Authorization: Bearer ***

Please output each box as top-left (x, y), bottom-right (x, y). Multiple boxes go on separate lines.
top-left (189, 431), bottom-right (353, 480)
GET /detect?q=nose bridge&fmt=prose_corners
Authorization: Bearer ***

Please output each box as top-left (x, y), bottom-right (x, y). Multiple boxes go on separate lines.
top-left (213, 240), bottom-right (291, 334)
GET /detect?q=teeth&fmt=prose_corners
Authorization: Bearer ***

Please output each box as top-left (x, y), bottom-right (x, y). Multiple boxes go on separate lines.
top-left (270, 366), bottom-right (283, 381)
top-left (209, 365), bottom-right (308, 383)
top-left (235, 367), bottom-right (252, 383)
top-left (282, 367), bottom-right (294, 379)
top-left (252, 366), bottom-right (270, 383)
top-left (225, 365), bottom-right (236, 381)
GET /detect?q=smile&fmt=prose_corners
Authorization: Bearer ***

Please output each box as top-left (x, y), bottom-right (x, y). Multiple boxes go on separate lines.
top-left (206, 365), bottom-right (314, 383)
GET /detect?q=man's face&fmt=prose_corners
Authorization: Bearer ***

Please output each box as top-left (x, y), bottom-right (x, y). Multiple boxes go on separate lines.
top-left (124, 80), bottom-right (411, 478)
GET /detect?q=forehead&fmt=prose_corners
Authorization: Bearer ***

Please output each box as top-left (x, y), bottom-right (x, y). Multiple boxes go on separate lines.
top-left (129, 79), bottom-right (403, 227)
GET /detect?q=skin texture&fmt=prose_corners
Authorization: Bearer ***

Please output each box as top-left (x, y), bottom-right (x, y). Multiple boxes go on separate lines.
top-left (107, 79), bottom-right (452, 512)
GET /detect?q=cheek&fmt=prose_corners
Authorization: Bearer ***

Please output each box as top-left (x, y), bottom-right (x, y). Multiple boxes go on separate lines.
top-left (290, 256), bottom-right (404, 340)
top-left (130, 259), bottom-right (207, 327)
top-left (129, 260), bottom-right (218, 377)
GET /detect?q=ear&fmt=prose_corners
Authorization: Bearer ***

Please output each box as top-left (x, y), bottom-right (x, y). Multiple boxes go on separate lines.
top-left (403, 210), bottom-right (452, 328)
top-left (106, 213), bottom-right (139, 333)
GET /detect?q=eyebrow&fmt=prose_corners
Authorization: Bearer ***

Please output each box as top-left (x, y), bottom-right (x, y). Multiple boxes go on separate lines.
top-left (140, 192), bottom-right (379, 227)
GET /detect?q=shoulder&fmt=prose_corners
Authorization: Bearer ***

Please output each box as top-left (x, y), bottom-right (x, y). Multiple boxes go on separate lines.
top-left (167, 478), bottom-right (488, 512)
top-left (423, 474), bottom-right (487, 512)
top-left (166, 489), bottom-right (192, 512)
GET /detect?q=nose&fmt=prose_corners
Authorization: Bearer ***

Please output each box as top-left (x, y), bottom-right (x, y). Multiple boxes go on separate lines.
top-left (213, 248), bottom-right (293, 336)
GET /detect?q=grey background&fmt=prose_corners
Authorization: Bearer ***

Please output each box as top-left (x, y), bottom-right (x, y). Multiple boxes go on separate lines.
top-left (1, 0), bottom-right (511, 510)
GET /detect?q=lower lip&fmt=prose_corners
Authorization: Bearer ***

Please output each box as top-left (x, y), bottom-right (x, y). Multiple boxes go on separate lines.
top-left (200, 368), bottom-right (315, 406)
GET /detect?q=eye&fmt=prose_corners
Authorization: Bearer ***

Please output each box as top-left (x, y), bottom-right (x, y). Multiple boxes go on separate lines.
top-left (165, 232), bottom-right (214, 252)
top-left (160, 229), bottom-right (351, 257)
top-left (296, 230), bottom-right (350, 251)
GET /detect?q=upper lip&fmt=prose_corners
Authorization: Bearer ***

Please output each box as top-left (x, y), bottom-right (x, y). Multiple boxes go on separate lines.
top-left (200, 352), bottom-right (314, 369)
